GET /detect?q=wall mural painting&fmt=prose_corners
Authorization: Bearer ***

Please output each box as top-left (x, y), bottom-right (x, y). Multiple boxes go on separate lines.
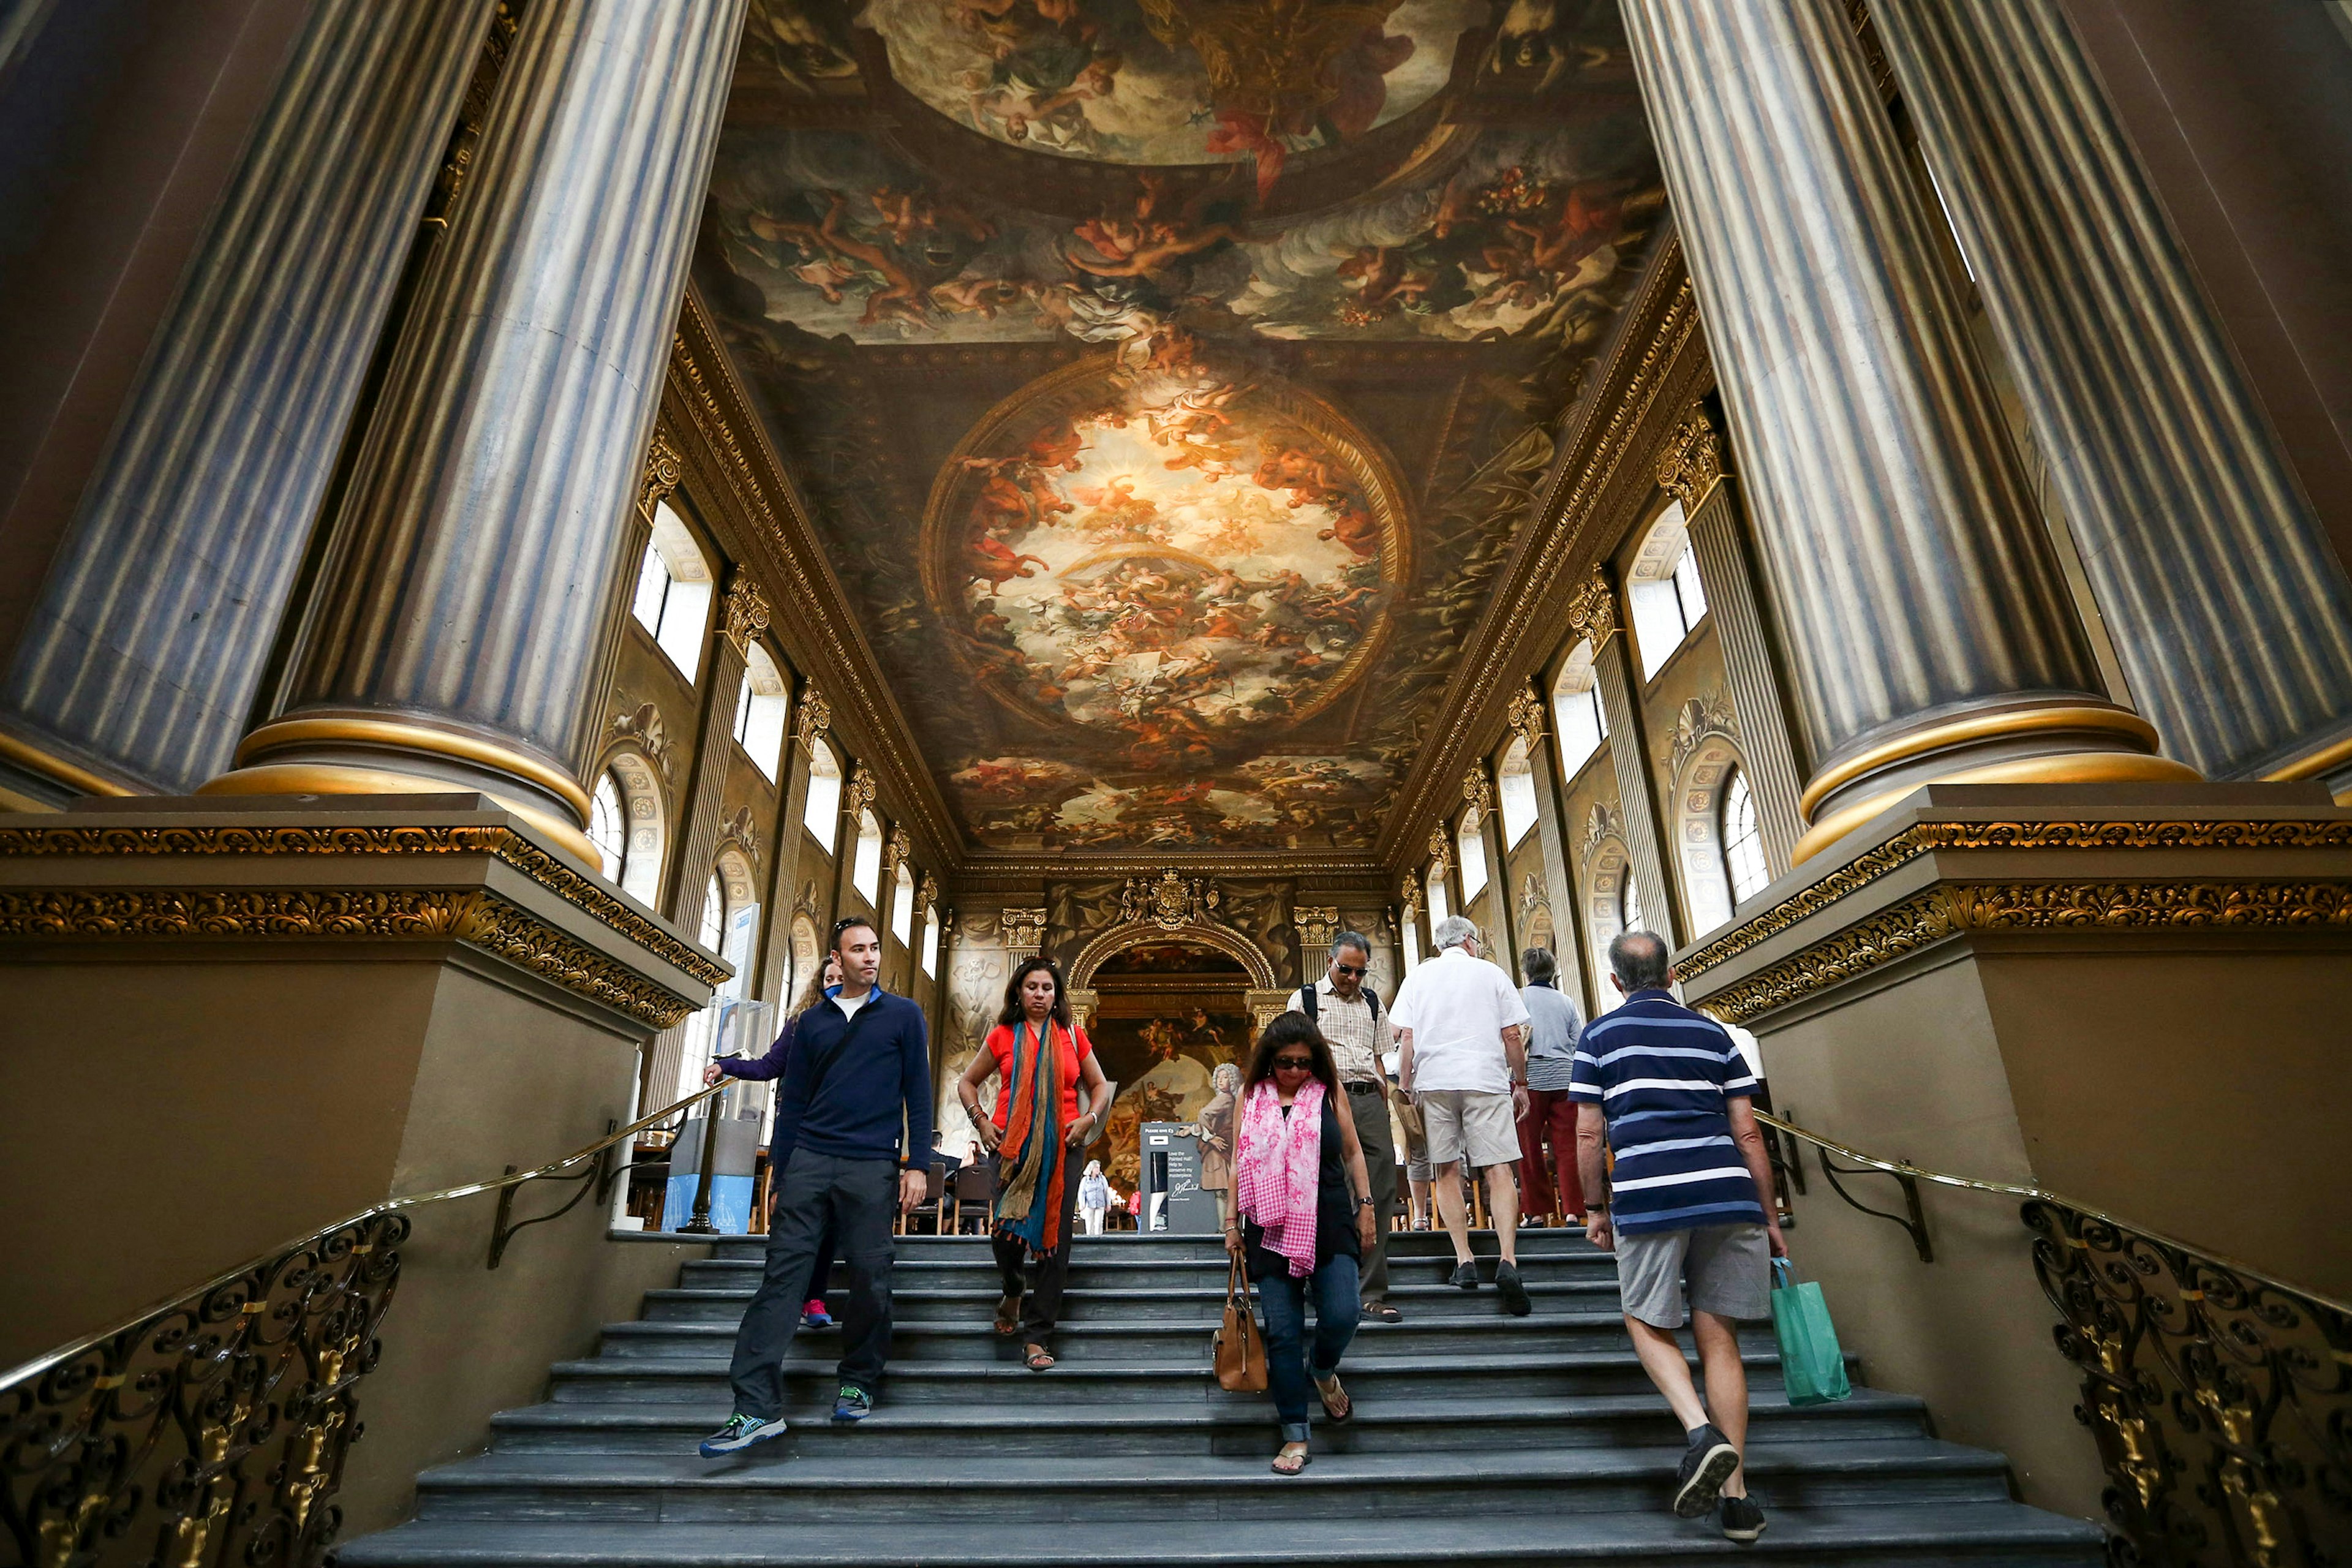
top-left (1087, 1008), bottom-right (1251, 1193)
top-left (699, 0), bottom-right (1662, 852)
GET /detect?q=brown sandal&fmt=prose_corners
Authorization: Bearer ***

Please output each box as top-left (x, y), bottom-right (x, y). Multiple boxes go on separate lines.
top-left (1272, 1446), bottom-right (1311, 1475)
top-left (1023, 1344), bottom-right (1057, 1371)
top-left (1314, 1374), bottom-right (1352, 1422)
top-left (993, 1293), bottom-right (1020, 1335)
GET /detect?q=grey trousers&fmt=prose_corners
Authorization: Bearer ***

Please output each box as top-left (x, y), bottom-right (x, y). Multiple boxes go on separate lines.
top-left (1344, 1080), bottom-right (1398, 1302)
top-left (728, 1150), bottom-right (897, 1418)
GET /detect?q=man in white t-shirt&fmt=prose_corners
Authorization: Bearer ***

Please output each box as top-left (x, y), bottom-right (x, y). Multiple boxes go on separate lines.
top-left (1390, 915), bottom-right (1534, 1315)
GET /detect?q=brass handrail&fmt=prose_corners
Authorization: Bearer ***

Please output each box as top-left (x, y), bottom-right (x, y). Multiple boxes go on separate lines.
top-left (1757, 1107), bottom-right (2352, 1564)
top-left (1753, 1109), bottom-right (2351, 1314)
top-left (0, 1078), bottom-right (729, 1396)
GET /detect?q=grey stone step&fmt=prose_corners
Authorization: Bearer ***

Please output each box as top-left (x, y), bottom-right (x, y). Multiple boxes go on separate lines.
top-left (643, 1277), bottom-right (1624, 1323)
top-left (682, 1253), bottom-right (1620, 1294)
top-left (702, 1228), bottom-right (1598, 1261)
top-left (488, 1389), bottom-right (1936, 1458)
top-left (546, 1350), bottom-right (1852, 1406)
top-left (409, 1441), bottom-right (2016, 1525)
top-left (337, 1501), bottom-right (2108, 1567)
top-left (595, 1312), bottom-right (1637, 1363)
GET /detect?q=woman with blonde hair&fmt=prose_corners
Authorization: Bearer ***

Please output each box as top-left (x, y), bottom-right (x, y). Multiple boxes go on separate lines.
top-left (707, 954), bottom-right (842, 1328)
top-left (1194, 1061), bottom-right (1243, 1224)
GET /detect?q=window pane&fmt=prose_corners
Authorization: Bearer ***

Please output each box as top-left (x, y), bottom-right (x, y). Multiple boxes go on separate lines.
top-left (1674, 544), bottom-right (1709, 627)
top-left (853, 813), bottom-right (883, 902)
top-left (1425, 864), bottom-right (1450, 929)
top-left (804, 744), bottom-right (842, 851)
top-left (589, 774), bottom-right (627, 883)
top-left (891, 866), bottom-right (914, 943)
top-left (1724, 771), bottom-right (1770, 903)
top-left (1458, 814), bottom-right (1488, 902)
top-left (1628, 575), bottom-right (1688, 681)
top-left (921, 908), bottom-right (940, 976)
top-left (1554, 684), bottom-right (1605, 779)
top-left (653, 578), bottom-right (710, 683)
top-left (1403, 916), bottom-right (1422, 972)
top-left (1621, 874), bottom-right (1643, 934)
top-left (699, 873), bottom-right (725, 949)
top-left (1499, 744), bottom-right (1538, 845)
top-left (630, 542), bottom-right (668, 633)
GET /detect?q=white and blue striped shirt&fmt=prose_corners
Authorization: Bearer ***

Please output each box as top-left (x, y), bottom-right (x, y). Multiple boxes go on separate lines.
top-left (1567, 989), bottom-right (1763, 1236)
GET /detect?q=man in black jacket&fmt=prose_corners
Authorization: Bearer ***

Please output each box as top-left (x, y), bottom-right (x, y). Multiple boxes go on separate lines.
top-left (701, 916), bottom-right (931, 1455)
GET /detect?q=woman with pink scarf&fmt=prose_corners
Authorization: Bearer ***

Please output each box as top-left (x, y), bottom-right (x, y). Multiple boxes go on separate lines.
top-left (1227, 1012), bottom-right (1379, 1475)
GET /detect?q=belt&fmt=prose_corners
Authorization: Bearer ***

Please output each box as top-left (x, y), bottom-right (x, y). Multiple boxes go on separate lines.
top-left (1344, 1079), bottom-right (1385, 1093)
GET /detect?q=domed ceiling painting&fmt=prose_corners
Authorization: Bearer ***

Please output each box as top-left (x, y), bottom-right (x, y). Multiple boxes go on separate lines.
top-left (696, 0), bottom-right (1664, 854)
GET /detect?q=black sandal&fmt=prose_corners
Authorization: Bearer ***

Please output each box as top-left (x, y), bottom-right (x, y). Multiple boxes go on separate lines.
top-left (993, 1294), bottom-right (1020, 1335)
top-left (1361, 1302), bottom-right (1401, 1324)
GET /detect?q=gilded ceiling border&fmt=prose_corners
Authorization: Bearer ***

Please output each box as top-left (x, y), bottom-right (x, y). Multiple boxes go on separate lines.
top-left (1371, 232), bottom-right (1711, 874)
top-left (665, 293), bottom-right (960, 872)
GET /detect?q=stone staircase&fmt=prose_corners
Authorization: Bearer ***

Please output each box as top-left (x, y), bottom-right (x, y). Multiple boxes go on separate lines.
top-left (336, 1227), bottom-right (2106, 1566)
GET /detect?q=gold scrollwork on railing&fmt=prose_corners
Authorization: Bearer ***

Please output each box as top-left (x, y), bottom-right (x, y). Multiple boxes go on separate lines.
top-left (2025, 1203), bottom-right (2351, 1566)
top-left (1, 1212), bottom-right (407, 1568)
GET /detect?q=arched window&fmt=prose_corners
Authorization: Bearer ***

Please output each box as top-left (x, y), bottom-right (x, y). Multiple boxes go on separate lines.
top-left (1621, 872), bottom-right (1644, 935)
top-left (589, 772), bottom-right (628, 883)
top-left (920, 903), bottom-right (941, 978)
top-left (1458, 810), bottom-right (1489, 902)
top-left (853, 810), bottom-right (883, 904)
top-left (1723, 769), bottom-right (1770, 903)
top-left (1425, 861), bottom-right (1450, 929)
top-left (1401, 911), bottom-right (1422, 972)
top-left (1552, 639), bottom-right (1608, 781)
top-left (733, 644), bottom-right (790, 782)
top-left (677, 857), bottom-right (761, 1102)
top-left (631, 499), bottom-right (714, 682)
top-left (803, 740), bottom-right (842, 852)
top-left (890, 861), bottom-right (915, 944)
top-left (1498, 739), bottom-right (1539, 847)
top-left (1626, 500), bottom-right (1709, 681)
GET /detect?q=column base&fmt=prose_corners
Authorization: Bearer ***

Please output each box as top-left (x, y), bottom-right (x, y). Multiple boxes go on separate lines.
top-left (204, 714), bottom-right (603, 867)
top-left (1793, 702), bottom-right (2199, 863)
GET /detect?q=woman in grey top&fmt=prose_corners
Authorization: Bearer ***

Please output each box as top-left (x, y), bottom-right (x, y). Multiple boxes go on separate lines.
top-left (1514, 948), bottom-right (1587, 1225)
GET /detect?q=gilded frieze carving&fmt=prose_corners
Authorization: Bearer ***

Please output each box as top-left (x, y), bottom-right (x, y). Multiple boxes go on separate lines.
top-left (0, 883), bottom-right (703, 1028)
top-left (1000, 907), bottom-right (1049, 949)
top-left (1677, 818), bottom-right (2352, 983)
top-left (1120, 870), bottom-right (1221, 929)
top-left (1703, 878), bottom-right (2352, 1026)
top-left (0, 822), bottom-right (731, 991)
top-left (1656, 405), bottom-right (1727, 511)
top-left (720, 573), bottom-right (771, 656)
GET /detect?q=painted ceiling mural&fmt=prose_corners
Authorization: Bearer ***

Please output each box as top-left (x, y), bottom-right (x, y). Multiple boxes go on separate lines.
top-left (701, 0), bottom-right (1664, 853)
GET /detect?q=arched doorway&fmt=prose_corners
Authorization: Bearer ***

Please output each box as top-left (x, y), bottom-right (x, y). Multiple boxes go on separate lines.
top-left (1069, 929), bottom-right (1269, 1200)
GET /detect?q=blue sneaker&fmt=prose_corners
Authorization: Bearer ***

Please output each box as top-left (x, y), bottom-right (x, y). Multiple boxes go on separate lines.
top-left (831, 1385), bottom-right (873, 1423)
top-left (698, 1413), bottom-right (788, 1457)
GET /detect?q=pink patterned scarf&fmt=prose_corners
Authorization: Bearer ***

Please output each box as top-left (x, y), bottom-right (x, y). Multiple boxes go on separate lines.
top-left (1234, 1078), bottom-right (1326, 1278)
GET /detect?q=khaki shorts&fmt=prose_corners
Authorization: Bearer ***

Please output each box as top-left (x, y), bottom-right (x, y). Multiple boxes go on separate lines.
top-left (1416, 1089), bottom-right (1520, 1169)
top-left (1615, 1223), bottom-right (1771, 1329)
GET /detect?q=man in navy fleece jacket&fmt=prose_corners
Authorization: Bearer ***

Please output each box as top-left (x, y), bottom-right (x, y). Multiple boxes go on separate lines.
top-left (702, 917), bottom-right (931, 1454)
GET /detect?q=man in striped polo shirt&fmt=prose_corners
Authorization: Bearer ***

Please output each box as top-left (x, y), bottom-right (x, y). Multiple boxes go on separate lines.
top-left (1572, 930), bottom-right (1785, 1544)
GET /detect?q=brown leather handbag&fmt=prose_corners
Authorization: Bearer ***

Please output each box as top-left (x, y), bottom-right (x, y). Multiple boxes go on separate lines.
top-left (1214, 1245), bottom-right (1268, 1392)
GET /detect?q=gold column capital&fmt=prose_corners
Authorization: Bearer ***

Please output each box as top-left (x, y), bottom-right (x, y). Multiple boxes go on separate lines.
top-left (1505, 683), bottom-right (1546, 753)
top-left (721, 574), bottom-right (771, 657)
top-left (1462, 764), bottom-right (1494, 816)
top-left (1657, 405), bottom-right (1728, 511)
top-left (1567, 570), bottom-right (1618, 646)
top-left (794, 691), bottom-right (832, 752)
top-left (638, 427), bottom-right (684, 522)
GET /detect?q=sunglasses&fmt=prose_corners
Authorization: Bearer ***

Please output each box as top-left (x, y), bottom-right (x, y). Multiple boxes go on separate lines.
top-left (1332, 963), bottom-right (1365, 977)
top-left (1272, 1055), bottom-right (1315, 1071)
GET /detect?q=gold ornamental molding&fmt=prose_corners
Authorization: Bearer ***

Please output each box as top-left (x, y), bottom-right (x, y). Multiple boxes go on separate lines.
top-left (916, 872), bottom-right (940, 912)
top-left (1702, 879), bottom-right (2352, 1027)
top-left (1677, 817), bottom-right (2352, 985)
top-left (720, 573), bottom-right (771, 657)
top-left (845, 765), bottom-right (878, 819)
top-left (1796, 705), bottom-right (2166, 823)
top-left (1000, 907), bottom-right (1049, 951)
top-left (0, 822), bottom-right (730, 995)
top-left (883, 824), bottom-right (914, 881)
top-left (1398, 873), bottom-right (1421, 919)
top-left (0, 728), bottom-right (137, 801)
top-left (0, 884), bottom-right (704, 1030)
top-left (637, 427), bottom-right (684, 522)
top-left (794, 691), bottom-right (832, 752)
top-left (1293, 906), bottom-right (1341, 951)
top-left (1426, 826), bottom-right (1453, 873)
top-left (1566, 570), bottom-right (1618, 649)
top-left (1461, 765), bottom-right (1494, 817)
top-left (1120, 870), bottom-right (1222, 929)
top-left (1655, 405), bottom-right (1727, 513)
top-left (1505, 684), bottom-right (1545, 755)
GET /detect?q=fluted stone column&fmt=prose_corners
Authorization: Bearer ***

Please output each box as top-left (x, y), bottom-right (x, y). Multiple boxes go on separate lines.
top-left (1866, 0), bottom-right (2352, 786)
top-left (665, 576), bottom-right (767, 927)
top-left (1569, 572), bottom-right (1679, 947)
top-left (0, 1), bottom-right (499, 795)
top-left (1660, 407), bottom-right (1804, 876)
top-left (203, 0), bottom-right (749, 864)
top-left (1618, 0), bottom-right (2196, 861)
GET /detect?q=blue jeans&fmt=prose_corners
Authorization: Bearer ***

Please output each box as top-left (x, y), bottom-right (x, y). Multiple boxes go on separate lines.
top-left (1256, 1253), bottom-right (1361, 1442)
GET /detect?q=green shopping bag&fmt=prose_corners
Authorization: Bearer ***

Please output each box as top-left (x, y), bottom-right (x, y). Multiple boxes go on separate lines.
top-left (1770, 1257), bottom-right (1852, 1406)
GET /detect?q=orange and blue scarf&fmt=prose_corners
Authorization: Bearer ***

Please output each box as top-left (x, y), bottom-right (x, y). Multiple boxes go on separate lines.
top-left (994, 1020), bottom-right (1069, 1257)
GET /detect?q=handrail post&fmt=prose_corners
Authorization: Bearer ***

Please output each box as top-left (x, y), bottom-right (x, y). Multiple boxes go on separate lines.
top-left (679, 1086), bottom-right (723, 1235)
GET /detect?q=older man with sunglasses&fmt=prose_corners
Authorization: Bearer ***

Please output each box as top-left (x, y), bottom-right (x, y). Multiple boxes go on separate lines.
top-left (1287, 931), bottom-right (1404, 1323)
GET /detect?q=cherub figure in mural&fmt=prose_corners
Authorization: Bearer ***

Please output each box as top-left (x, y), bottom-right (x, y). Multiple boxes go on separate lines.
top-left (970, 533), bottom-right (1053, 592)
top-left (748, 190), bottom-right (929, 330)
top-left (1335, 245), bottom-right (1438, 326)
top-left (1185, 1007), bottom-right (1226, 1055)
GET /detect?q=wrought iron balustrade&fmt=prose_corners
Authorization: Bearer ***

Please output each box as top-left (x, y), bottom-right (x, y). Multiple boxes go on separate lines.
top-left (0, 1080), bottom-right (728, 1568)
top-left (1757, 1111), bottom-right (2351, 1568)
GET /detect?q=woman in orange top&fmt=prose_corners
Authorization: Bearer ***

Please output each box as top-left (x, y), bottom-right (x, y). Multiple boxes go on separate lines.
top-left (956, 956), bottom-right (1112, 1371)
